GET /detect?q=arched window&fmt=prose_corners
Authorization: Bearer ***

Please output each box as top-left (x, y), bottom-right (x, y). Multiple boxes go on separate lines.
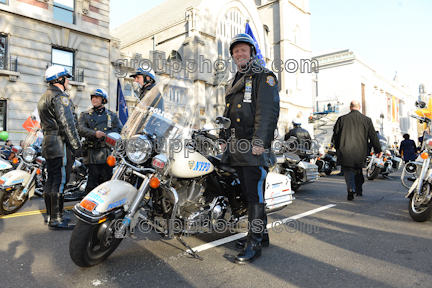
top-left (167, 50), bottom-right (182, 62)
top-left (216, 8), bottom-right (246, 59)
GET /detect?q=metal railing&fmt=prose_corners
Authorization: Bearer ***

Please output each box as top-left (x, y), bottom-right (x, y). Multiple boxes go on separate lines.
top-left (0, 56), bottom-right (18, 72)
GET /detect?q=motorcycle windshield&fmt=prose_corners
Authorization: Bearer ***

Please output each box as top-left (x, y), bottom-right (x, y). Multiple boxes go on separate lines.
top-left (121, 77), bottom-right (199, 146)
top-left (22, 129), bottom-right (43, 149)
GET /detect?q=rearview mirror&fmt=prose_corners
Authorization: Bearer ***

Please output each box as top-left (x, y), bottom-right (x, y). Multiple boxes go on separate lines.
top-left (215, 116), bottom-right (231, 129)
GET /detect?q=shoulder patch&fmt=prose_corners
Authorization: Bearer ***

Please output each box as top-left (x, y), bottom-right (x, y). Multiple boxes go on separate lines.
top-left (61, 96), bottom-right (70, 106)
top-left (266, 76), bottom-right (276, 87)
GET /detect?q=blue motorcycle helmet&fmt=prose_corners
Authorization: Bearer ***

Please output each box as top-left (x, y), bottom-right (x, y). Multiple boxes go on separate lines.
top-left (229, 33), bottom-right (257, 59)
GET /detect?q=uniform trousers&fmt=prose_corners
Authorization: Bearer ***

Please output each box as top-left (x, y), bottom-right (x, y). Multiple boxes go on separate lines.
top-left (343, 167), bottom-right (364, 193)
top-left (44, 146), bottom-right (73, 194)
top-left (235, 166), bottom-right (268, 204)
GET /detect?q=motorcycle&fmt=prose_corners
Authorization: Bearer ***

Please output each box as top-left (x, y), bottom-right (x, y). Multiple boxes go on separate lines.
top-left (63, 158), bottom-right (88, 202)
top-left (314, 139), bottom-right (337, 176)
top-left (0, 130), bottom-right (46, 215)
top-left (366, 137), bottom-right (402, 180)
top-left (404, 100), bottom-right (432, 222)
top-left (271, 152), bottom-right (319, 192)
top-left (69, 77), bottom-right (295, 267)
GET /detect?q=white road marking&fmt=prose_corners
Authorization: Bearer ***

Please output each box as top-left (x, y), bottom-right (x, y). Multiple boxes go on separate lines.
top-left (187, 204), bottom-right (336, 254)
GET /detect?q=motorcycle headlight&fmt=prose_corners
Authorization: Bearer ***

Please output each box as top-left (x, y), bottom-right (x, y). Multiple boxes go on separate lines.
top-left (23, 147), bottom-right (37, 162)
top-left (126, 135), bottom-right (152, 164)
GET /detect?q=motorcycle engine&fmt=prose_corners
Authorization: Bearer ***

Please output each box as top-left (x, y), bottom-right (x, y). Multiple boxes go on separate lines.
top-left (170, 179), bottom-right (232, 234)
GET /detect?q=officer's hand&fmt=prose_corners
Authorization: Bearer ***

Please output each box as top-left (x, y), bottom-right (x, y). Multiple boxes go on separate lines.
top-left (73, 148), bottom-right (83, 158)
top-left (95, 131), bottom-right (106, 138)
top-left (252, 145), bottom-right (264, 155)
top-left (377, 152), bottom-right (383, 159)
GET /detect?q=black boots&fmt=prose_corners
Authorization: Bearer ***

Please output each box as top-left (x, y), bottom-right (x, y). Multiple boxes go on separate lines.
top-left (235, 203), bottom-right (265, 264)
top-left (43, 192), bottom-right (51, 224)
top-left (49, 193), bottom-right (74, 230)
top-left (235, 212), bottom-right (269, 249)
top-left (347, 189), bottom-right (355, 201)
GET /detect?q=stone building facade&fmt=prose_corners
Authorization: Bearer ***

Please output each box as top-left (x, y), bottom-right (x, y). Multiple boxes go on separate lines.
top-left (0, 0), bottom-right (120, 143)
top-left (111, 0), bottom-right (314, 135)
top-left (311, 49), bottom-right (417, 145)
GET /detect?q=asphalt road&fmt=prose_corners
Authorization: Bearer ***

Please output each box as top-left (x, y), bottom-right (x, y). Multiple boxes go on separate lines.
top-left (1, 170), bottom-right (431, 288)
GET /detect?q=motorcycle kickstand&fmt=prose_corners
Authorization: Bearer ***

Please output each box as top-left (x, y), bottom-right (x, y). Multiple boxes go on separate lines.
top-left (382, 174), bottom-right (393, 180)
top-left (177, 236), bottom-right (203, 261)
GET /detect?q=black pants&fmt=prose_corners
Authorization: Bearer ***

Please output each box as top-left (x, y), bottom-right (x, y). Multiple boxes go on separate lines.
top-left (235, 166), bottom-right (267, 204)
top-left (44, 147), bottom-right (73, 194)
top-left (343, 167), bottom-right (364, 193)
top-left (85, 163), bottom-right (113, 194)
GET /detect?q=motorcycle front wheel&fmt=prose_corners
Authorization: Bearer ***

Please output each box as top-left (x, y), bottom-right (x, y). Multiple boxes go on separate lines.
top-left (69, 218), bottom-right (124, 267)
top-left (367, 166), bottom-right (381, 180)
top-left (408, 188), bottom-right (432, 222)
top-left (0, 187), bottom-right (28, 215)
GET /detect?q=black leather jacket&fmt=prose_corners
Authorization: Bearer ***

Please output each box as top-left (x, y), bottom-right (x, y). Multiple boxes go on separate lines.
top-left (78, 107), bottom-right (123, 165)
top-left (37, 84), bottom-right (81, 159)
top-left (220, 63), bottom-right (280, 167)
top-left (284, 126), bottom-right (312, 153)
top-left (139, 83), bottom-right (155, 100)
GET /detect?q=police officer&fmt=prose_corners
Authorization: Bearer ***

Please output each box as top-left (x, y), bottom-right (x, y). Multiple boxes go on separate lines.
top-left (284, 118), bottom-right (312, 153)
top-left (78, 88), bottom-right (123, 196)
top-left (220, 33), bottom-right (280, 264)
top-left (129, 67), bottom-right (156, 101)
top-left (38, 65), bottom-right (81, 230)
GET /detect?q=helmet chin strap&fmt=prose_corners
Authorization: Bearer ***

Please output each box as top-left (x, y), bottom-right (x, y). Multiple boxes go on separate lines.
top-left (93, 104), bottom-right (104, 110)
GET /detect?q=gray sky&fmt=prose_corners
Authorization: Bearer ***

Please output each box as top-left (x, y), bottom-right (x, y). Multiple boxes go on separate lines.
top-left (110, 0), bottom-right (431, 97)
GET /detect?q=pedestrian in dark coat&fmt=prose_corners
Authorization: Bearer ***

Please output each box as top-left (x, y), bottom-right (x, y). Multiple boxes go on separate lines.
top-left (332, 100), bottom-right (382, 200)
top-left (399, 134), bottom-right (417, 162)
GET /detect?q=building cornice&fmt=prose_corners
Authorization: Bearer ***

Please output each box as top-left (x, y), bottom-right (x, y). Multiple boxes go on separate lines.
top-left (120, 19), bottom-right (187, 49)
top-left (0, 5), bottom-right (112, 41)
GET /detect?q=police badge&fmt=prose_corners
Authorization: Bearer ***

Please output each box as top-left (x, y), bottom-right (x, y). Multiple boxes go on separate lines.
top-left (266, 76), bottom-right (275, 87)
top-left (188, 161), bottom-right (195, 169)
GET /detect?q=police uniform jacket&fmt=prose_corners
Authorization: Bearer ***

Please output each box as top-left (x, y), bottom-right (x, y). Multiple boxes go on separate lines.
top-left (221, 63), bottom-right (280, 167)
top-left (78, 107), bottom-right (123, 165)
top-left (332, 110), bottom-right (382, 168)
top-left (37, 84), bottom-right (81, 159)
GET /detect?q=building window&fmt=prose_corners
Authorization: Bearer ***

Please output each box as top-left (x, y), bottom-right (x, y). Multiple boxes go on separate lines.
top-left (53, 0), bottom-right (74, 24)
top-left (0, 34), bottom-right (6, 70)
top-left (124, 82), bottom-right (132, 96)
top-left (52, 47), bottom-right (74, 75)
top-left (0, 100), bottom-right (6, 131)
top-left (0, 0), bottom-right (6, 4)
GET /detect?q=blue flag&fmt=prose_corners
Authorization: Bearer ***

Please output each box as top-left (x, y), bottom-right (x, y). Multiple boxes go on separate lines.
top-left (116, 79), bottom-right (129, 126)
top-left (245, 23), bottom-right (265, 67)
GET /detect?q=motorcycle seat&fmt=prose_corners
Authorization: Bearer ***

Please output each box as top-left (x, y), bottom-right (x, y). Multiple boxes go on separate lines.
top-left (208, 155), bottom-right (237, 174)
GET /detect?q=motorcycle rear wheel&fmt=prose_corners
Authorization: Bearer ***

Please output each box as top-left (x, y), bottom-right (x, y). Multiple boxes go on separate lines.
top-left (69, 218), bottom-right (124, 267)
top-left (367, 166), bottom-right (381, 180)
top-left (0, 187), bottom-right (28, 215)
top-left (408, 189), bottom-right (432, 222)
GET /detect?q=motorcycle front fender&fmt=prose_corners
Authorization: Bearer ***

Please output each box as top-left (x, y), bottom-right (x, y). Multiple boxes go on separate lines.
top-left (73, 180), bottom-right (139, 224)
top-left (0, 170), bottom-right (31, 188)
top-left (406, 168), bottom-right (432, 198)
top-left (0, 159), bottom-right (13, 170)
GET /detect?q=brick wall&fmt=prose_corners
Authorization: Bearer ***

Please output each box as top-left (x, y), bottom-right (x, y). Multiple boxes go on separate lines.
top-left (82, 15), bottom-right (99, 25)
top-left (16, 0), bottom-right (48, 9)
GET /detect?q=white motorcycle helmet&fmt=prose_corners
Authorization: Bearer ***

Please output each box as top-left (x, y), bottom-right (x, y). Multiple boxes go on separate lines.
top-left (292, 117), bottom-right (302, 126)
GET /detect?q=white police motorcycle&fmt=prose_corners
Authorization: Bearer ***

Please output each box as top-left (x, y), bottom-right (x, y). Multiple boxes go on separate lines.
top-left (69, 77), bottom-right (295, 267)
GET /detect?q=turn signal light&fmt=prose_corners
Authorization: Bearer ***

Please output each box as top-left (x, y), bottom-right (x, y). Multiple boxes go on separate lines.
top-left (421, 152), bottom-right (429, 160)
top-left (106, 155), bottom-right (116, 167)
top-left (12, 158), bottom-right (18, 164)
top-left (80, 199), bottom-right (97, 212)
top-left (383, 158), bottom-right (387, 162)
top-left (149, 176), bottom-right (161, 188)
top-left (370, 152), bottom-right (373, 156)
top-left (36, 168), bottom-right (41, 175)
top-left (317, 157), bottom-right (321, 161)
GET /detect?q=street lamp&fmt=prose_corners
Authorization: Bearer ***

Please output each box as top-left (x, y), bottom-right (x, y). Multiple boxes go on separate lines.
top-left (380, 113), bottom-right (385, 135)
